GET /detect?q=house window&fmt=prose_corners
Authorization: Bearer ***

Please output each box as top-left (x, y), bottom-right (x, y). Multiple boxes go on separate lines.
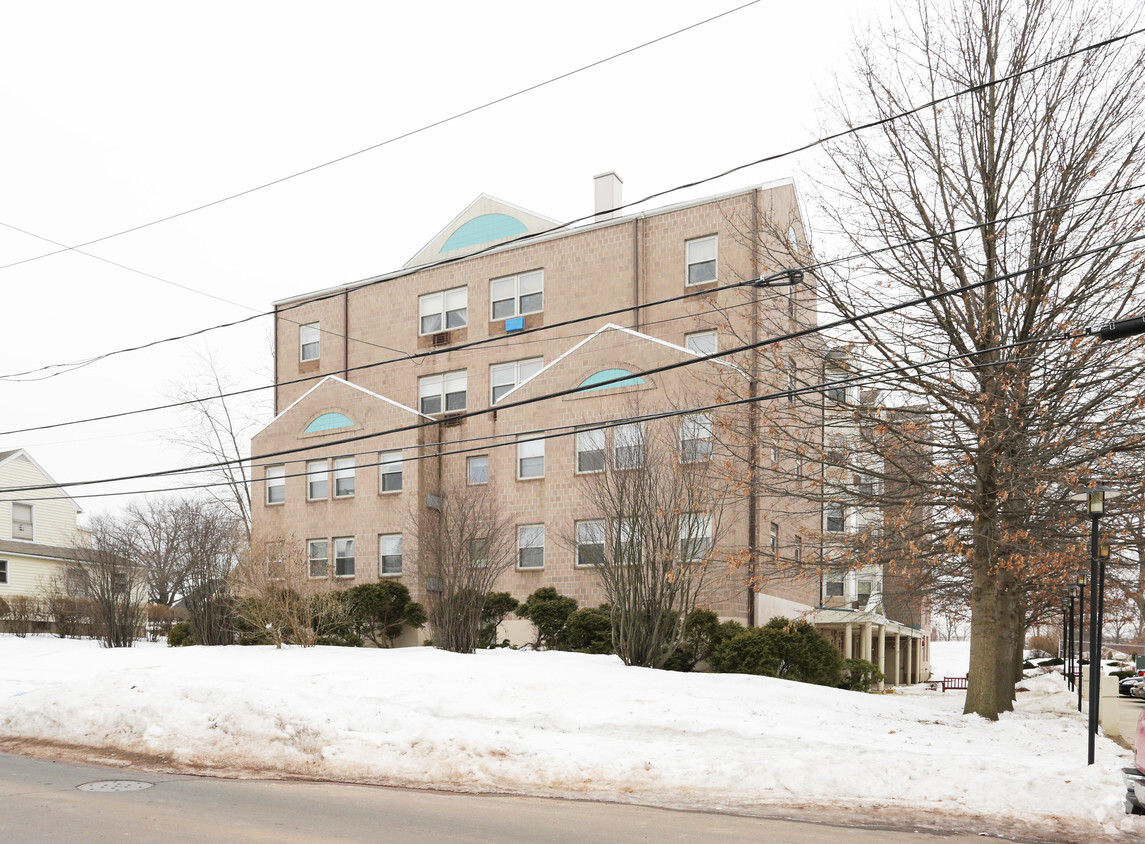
top-left (576, 520), bottom-right (605, 567)
top-left (686, 236), bottom-right (717, 285)
top-left (265, 465), bottom-right (285, 504)
top-left (419, 286), bottom-right (468, 334)
top-left (517, 435), bottom-right (545, 479)
top-left (379, 534), bottom-right (402, 576)
top-left (770, 522), bottom-right (779, 557)
top-left (576, 428), bottom-right (606, 473)
top-left (308, 539), bottom-right (328, 578)
top-left (680, 413), bottom-right (713, 462)
top-left (467, 455), bottom-right (489, 485)
top-left (334, 537), bottom-right (355, 577)
top-left (306, 460), bottom-right (328, 500)
top-left (490, 357), bottom-right (543, 403)
top-left (857, 580), bottom-right (873, 603)
top-left (616, 518), bottom-right (641, 565)
top-left (826, 504), bottom-right (846, 533)
top-left (419, 370), bottom-right (467, 414)
top-left (491, 270), bottom-right (544, 320)
top-left (470, 538), bottom-right (490, 568)
top-left (826, 367), bottom-right (847, 403)
top-left (300, 322), bottom-right (320, 361)
top-left (0, 559), bottom-right (7, 584)
top-left (11, 503), bottom-right (34, 540)
top-left (794, 536), bottom-right (803, 565)
top-left (854, 473), bottom-right (876, 498)
top-left (685, 330), bottom-right (717, 356)
top-left (787, 357), bottom-right (797, 403)
top-left (379, 451), bottom-right (403, 493)
top-left (614, 422), bottom-right (644, 469)
top-left (333, 457), bottom-right (355, 498)
top-left (679, 513), bottom-right (712, 562)
top-left (518, 524), bottom-right (544, 569)
top-left (825, 581), bottom-right (844, 598)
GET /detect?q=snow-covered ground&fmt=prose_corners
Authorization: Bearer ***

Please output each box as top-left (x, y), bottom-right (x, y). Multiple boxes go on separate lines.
top-left (0, 636), bottom-right (1141, 841)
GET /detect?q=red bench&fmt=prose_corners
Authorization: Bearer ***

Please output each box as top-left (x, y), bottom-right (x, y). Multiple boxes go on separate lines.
top-left (942, 677), bottom-right (968, 692)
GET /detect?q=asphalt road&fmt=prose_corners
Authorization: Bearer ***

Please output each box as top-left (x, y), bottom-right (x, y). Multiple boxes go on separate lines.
top-left (0, 751), bottom-right (997, 844)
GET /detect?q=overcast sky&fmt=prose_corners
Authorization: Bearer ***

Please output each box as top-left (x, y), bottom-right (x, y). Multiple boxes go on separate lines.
top-left (1, 0), bottom-right (909, 518)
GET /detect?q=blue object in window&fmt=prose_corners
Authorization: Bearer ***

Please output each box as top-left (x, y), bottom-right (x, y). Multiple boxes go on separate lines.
top-left (304, 412), bottom-right (354, 433)
top-left (577, 369), bottom-right (645, 391)
top-left (505, 316), bottom-right (525, 332)
top-left (441, 214), bottom-right (529, 252)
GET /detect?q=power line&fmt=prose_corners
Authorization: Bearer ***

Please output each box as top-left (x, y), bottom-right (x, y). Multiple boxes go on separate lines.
top-left (5, 228), bottom-right (1141, 495)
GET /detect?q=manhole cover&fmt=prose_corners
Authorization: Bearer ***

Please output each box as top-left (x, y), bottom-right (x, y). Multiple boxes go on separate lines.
top-left (77, 780), bottom-right (155, 793)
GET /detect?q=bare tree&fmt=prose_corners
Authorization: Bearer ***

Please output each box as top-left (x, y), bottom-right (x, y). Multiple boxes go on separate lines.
top-left (126, 497), bottom-right (192, 607)
top-left (67, 515), bottom-right (145, 648)
top-left (569, 417), bottom-right (735, 668)
top-left (416, 482), bottom-right (517, 654)
top-left (179, 499), bottom-right (242, 645)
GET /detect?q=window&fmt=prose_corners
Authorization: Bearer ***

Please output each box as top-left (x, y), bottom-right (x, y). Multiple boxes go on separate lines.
top-left (307, 460), bottom-right (328, 500)
top-left (826, 367), bottom-right (847, 403)
top-left (616, 518), bottom-right (641, 565)
top-left (770, 522), bottom-right (779, 557)
top-left (491, 270), bottom-right (543, 320)
top-left (333, 457), bottom-right (355, 498)
top-left (518, 524), bottom-right (544, 569)
top-left (854, 473), bottom-right (876, 498)
top-left (0, 560), bottom-right (7, 584)
top-left (517, 435), bottom-right (545, 479)
top-left (857, 580), bottom-right (873, 603)
top-left (419, 370), bottom-right (467, 414)
top-left (679, 513), bottom-right (712, 562)
top-left (470, 538), bottom-right (490, 568)
top-left (419, 287), bottom-right (468, 334)
top-left (825, 581), bottom-right (844, 598)
top-left (467, 455), bottom-right (489, 485)
top-left (334, 537), bottom-right (355, 577)
top-left (685, 330), bottom-right (717, 356)
top-left (576, 520), bottom-right (605, 567)
top-left (308, 539), bottom-right (328, 578)
top-left (379, 451), bottom-right (403, 493)
top-left (794, 536), bottom-right (803, 565)
top-left (490, 357), bottom-right (543, 403)
top-left (265, 465), bottom-right (285, 504)
top-left (11, 503), bottom-right (34, 540)
top-left (300, 322), bottom-right (320, 361)
top-left (680, 413), bottom-right (712, 462)
top-left (379, 534), bottom-right (402, 576)
top-left (686, 236), bottom-right (717, 285)
top-left (614, 422), bottom-right (644, 469)
top-left (787, 357), bottom-right (797, 403)
top-left (576, 428), bottom-right (605, 473)
top-left (826, 504), bottom-right (846, 533)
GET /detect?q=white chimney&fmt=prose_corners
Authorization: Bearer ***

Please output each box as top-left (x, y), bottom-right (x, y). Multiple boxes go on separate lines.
top-left (594, 171), bottom-right (623, 221)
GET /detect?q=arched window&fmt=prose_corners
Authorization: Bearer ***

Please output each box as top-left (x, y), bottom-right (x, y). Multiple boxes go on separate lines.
top-left (304, 412), bottom-right (354, 433)
top-left (577, 369), bottom-right (645, 392)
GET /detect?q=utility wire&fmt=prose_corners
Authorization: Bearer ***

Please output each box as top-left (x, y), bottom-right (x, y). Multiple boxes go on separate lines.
top-left (4, 228), bottom-right (1142, 495)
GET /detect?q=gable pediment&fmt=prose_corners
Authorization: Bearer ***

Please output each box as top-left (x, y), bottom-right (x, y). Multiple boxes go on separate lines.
top-left (404, 194), bottom-right (562, 269)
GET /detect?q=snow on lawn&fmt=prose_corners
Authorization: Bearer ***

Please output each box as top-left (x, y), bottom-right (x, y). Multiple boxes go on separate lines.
top-left (1, 636), bottom-right (1141, 841)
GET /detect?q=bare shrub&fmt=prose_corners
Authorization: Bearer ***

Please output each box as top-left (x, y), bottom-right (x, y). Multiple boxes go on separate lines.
top-left (5, 595), bottom-right (43, 637)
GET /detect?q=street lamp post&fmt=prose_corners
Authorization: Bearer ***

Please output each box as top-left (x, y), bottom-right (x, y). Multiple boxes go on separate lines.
top-left (1076, 572), bottom-right (1087, 714)
top-left (1067, 586), bottom-right (1079, 693)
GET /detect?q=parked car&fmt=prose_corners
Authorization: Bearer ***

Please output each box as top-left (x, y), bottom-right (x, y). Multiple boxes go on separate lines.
top-left (1125, 708), bottom-right (1145, 814)
top-left (1120, 671), bottom-right (1145, 697)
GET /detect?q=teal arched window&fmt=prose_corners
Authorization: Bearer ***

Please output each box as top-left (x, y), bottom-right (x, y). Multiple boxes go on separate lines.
top-left (441, 214), bottom-right (529, 252)
top-left (304, 412), bottom-right (354, 433)
top-left (577, 369), bottom-right (645, 391)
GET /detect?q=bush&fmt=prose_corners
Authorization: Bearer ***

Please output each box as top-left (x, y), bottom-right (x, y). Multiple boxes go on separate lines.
top-left (517, 587), bottom-right (578, 649)
top-left (147, 604), bottom-right (176, 642)
top-left (710, 617), bottom-right (843, 686)
top-left (341, 582), bottom-right (426, 647)
top-left (564, 605), bottom-right (614, 654)
top-left (0, 596), bottom-right (9, 620)
top-left (1042, 656), bottom-right (1064, 666)
top-left (6, 596), bottom-right (43, 638)
top-left (46, 595), bottom-right (89, 639)
top-left (663, 610), bottom-right (743, 672)
top-left (167, 621), bottom-right (194, 647)
top-left (316, 632), bottom-right (363, 647)
top-left (478, 592), bottom-right (520, 649)
top-left (1022, 660), bottom-right (1036, 670)
top-left (840, 658), bottom-right (884, 692)
top-left (1112, 670), bottom-right (1136, 680)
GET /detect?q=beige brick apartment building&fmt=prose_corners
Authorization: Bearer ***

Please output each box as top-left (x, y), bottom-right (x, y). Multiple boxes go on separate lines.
top-left (251, 176), bottom-right (827, 636)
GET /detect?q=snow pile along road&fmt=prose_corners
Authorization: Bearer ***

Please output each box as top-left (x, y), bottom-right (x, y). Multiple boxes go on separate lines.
top-left (0, 636), bottom-right (1140, 841)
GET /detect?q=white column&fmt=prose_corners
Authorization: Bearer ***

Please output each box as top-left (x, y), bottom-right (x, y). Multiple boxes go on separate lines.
top-left (905, 633), bottom-right (914, 683)
top-left (893, 632), bottom-right (901, 686)
top-left (861, 622), bottom-right (872, 664)
top-left (877, 624), bottom-right (887, 691)
top-left (844, 623), bottom-right (853, 660)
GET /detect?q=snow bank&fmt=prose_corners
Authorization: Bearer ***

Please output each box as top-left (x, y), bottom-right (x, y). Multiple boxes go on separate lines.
top-left (0, 635), bottom-right (1140, 840)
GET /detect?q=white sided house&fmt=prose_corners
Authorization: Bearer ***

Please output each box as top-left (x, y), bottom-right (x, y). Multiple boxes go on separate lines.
top-left (0, 449), bottom-right (88, 614)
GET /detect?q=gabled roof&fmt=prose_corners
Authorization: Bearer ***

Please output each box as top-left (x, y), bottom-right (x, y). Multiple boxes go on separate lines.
top-left (0, 448), bottom-right (83, 513)
top-left (404, 194), bottom-right (563, 269)
top-left (495, 323), bottom-right (747, 405)
top-left (257, 375), bottom-right (432, 439)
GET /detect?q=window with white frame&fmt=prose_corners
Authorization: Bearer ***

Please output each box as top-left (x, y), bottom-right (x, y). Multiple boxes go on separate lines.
top-left (794, 536), bottom-right (803, 565)
top-left (770, 522), bottom-right (779, 557)
top-left (517, 435), bottom-right (544, 479)
top-left (857, 579), bottom-right (873, 602)
top-left (490, 357), bottom-right (543, 403)
top-left (825, 580), bottom-right (844, 598)
top-left (379, 533), bottom-right (402, 576)
top-left (575, 428), bottom-right (606, 473)
top-left (517, 524), bottom-right (544, 569)
top-left (616, 518), bottom-right (641, 565)
top-left (306, 460), bottom-right (328, 500)
top-left (419, 286), bottom-right (468, 334)
top-left (333, 537), bottom-right (355, 577)
top-left (679, 513), bottom-right (712, 562)
top-left (419, 370), bottom-right (467, 414)
top-left (0, 560), bottom-right (7, 584)
top-left (614, 422), bottom-right (644, 469)
top-left (490, 270), bottom-right (543, 320)
top-left (379, 451), bottom-right (403, 493)
top-left (467, 455), bottom-right (489, 485)
top-left (333, 457), bottom-right (355, 498)
top-left (826, 366), bottom-right (847, 403)
top-left (685, 330), bottom-right (717, 356)
top-left (265, 465), bottom-right (285, 504)
top-left (576, 520), bottom-right (605, 567)
top-left (308, 539), bottom-right (328, 578)
top-left (11, 503), bottom-right (34, 540)
top-left (680, 413), bottom-right (713, 462)
top-left (854, 473), bottom-right (876, 498)
top-left (470, 538), bottom-right (489, 568)
top-left (826, 503), bottom-right (846, 533)
top-left (300, 322), bottom-right (320, 361)
top-left (686, 236), bottom-right (717, 285)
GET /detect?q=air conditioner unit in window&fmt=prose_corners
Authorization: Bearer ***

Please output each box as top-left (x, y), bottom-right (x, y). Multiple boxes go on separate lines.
top-left (431, 331), bottom-right (450, 347)
top-left (504, 316), bottom-right (524, 332)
